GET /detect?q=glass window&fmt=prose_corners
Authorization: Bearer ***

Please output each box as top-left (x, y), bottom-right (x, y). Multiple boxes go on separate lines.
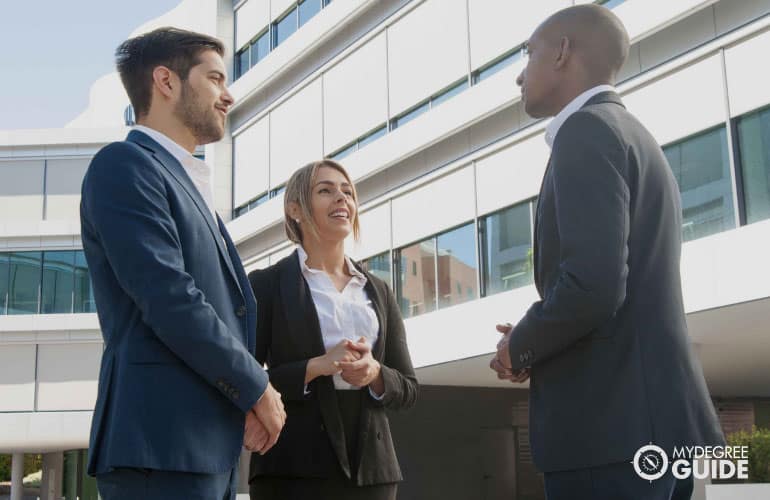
top-left (41, 251), bottom-right (76, 314)
top-left (251, 30), bottom-right (270, 65)
top-left (475, 50), bottom-right (523, 83)
top-left (482, 202), bottom-right (534, 296)
top-left (273, 8), bottom-right (298, 48)
top-left (737, 106), bottom-right (770, 224)
top-left (0, 254), bottom-right (8, 315)
top-left (74, 251), bottom-right (96, 313)
top-left (361, 251), bottom-right (392, 289)
top-left (299, 0), bottom-right (322, 27)
top-left (436, 223), bottom-right (478, 309)
top-left (597, 0), bottom-right (626, 8)
top-left (236, 48), bottom-right (250, 79)
top-left (663, 127), bottom-right (735, 241)
top-left (357, 125), bottom-right (387, 149)
top-left (390, 101), bottom-right (430, 130)
top-left (431, 80), bottom-right (468, 108)
top-left (330, 142), bottom-right (357, 161)
top-left (271, 185), bottom-right (286, 198)
top-left (249, 192), bottom-right (270, 210)
top-left (396, 239), bottom-right (436, 318)
top-left (8, 252), bottom-right (41, 314)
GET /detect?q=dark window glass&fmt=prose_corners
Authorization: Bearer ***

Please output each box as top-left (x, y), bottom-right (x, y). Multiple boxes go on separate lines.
top-left (475, 50), bottom-right (523, 83)
top-left (8, 252), bottom-right (41, 314)
top-left (249, 192), bottom-right (270, 210)
top-left (431, 80), bottom-right (468, 108)
top-left (251, 30), bottom-right (270, 65)
top-left (273, 8), bottom-right (298, 48)
top-left (298, 0), bottom-right (322, 27)
top-left (361, 251), bottom-right (391, 289)
top-left (396, 239), bottom-right (436, 318)
top-left (271, 185), bottom-right (286, 198)
top-left (357, 125), bottom-right (387, 149)
top-left (663, 127), bottom-right (735, 241)
top-left (737, 106), bottom-right (770, 224)
top-left (74, 251), bottom-right (96, 313)
top-left (41, 251), bottom-right (75, 314)
top-left (436, 223), bottom-right (477, 309)
top-left (482, 202), bottom-right (533, 296)
top-left (391, 101), bottom-right (430, 130)
top-left (0, 254), bottom-right (8, 315)
top-left (236, 48), bottom-right (250, 79)
top-left (598, 0), bottom-right (626, 8)
top-left (330, 142), bottom-right (357, 161)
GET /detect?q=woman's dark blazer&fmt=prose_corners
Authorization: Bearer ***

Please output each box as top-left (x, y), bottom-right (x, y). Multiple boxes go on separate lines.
top-left (247, 250), bottom-right (418, 486)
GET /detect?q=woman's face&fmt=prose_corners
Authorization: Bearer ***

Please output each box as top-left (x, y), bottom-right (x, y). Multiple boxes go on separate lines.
top-left (306, 166), bottom-right (357, 243)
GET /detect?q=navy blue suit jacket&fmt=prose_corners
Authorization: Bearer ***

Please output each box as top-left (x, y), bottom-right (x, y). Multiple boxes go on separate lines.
top-left (80, 130), bottom-right (268, 475)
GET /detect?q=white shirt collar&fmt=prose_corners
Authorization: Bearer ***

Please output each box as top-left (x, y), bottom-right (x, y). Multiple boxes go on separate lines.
top-left (133, 125), bottom-right (196, 165)
top-left (296, 245), bottom-right (367, 282)
top-left (544, 84), bottom-right (616, 148)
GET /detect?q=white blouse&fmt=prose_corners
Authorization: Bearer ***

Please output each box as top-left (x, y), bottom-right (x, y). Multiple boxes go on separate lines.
top-left (297, 246), bottom-right (380, 391)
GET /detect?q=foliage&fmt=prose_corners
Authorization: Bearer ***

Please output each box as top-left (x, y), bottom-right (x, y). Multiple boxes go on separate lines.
top-left (727, 426), bottom-right (770, 483)
top-left (0, 455), bottom-right (43, 483)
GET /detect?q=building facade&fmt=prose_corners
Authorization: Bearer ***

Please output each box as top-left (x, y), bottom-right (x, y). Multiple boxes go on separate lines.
top-left (2, 0), bottom-right (770, 498)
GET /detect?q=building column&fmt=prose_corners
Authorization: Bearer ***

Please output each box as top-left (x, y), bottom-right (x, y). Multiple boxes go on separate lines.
top-left (10, 452), bottom-right (24, 500)
top-left (41, 452), bottom-right (64, 500)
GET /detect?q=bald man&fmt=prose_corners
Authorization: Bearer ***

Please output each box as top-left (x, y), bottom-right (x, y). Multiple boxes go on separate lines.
top-left (489, 5), bottom-right (724, 500)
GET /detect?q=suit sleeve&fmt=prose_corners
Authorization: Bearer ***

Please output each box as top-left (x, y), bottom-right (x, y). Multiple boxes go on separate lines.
top-left (81, 142), bottom-right (268, 413)
top-left (509, 111), bottom-right (630, 370)
top-left (250, 268), bottom-right (310, 402)
top-left (373, 283), bottom-right (419, 411)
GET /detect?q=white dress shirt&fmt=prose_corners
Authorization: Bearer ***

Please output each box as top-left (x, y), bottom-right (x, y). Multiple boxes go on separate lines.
top-left (544, 84), bottom-right (616, 148)
top-left (133, 125), bottom-right (217, 221)
top-left (297, 246), bottom-right (382, 394)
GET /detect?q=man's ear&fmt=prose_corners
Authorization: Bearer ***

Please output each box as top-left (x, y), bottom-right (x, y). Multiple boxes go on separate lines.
top-left (151, 66), bottom-right (177, 99)
top-left (555, 36), bottom-right (571, 70)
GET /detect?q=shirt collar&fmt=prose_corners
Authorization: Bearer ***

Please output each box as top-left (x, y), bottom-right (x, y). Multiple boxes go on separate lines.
top-left (297, 245), bottom-right (367, 282)
top-left (133, 125), bottom-right (197, 166)
top-left (544, 84), bottom-right (616, 148)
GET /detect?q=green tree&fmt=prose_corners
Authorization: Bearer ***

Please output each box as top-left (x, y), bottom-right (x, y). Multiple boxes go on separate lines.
top-left (727, 426), bottom-right (770, 483)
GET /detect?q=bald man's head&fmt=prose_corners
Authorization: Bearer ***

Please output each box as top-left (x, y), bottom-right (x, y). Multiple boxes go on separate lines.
top-left (540, 4), bottom-right (630, 82)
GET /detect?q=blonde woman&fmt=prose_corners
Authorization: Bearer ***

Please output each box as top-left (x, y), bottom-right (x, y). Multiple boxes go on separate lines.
top-left (247, 160), bottom-right (418, 500)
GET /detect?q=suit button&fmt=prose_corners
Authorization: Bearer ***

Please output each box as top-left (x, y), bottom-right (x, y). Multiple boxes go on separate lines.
top-left (236, 305), bottom-right (247, 317)
top-left (519, 354), bottom-right (525, 363)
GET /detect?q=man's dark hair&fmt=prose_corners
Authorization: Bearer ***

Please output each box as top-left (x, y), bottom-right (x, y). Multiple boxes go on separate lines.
top-left (116, 27), bottom-right (225, 119)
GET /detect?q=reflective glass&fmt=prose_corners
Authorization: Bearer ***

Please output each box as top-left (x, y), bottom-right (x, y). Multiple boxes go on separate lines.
top-left (737, 106), bottom-right (770, 224)
top-left (431, 80), bottom-right (468, 108)
top-left (273, 8), bottom-right (298, 48)
top-left (236, 48), bottom-right (250, 79)
top-left (299, 0), bottom-right (321, 27)
top-left (8, 252), bottom-right (41, 314)
top-left (357, 125), bottom-right (387, 149)
top-left (0, 254), bottom-right (8, 314)
top-left (436, 223), bottom-right (478, 309)
top-left (362, 252), bottom-right (392, 289)
top-left (397, 239), bottom-right (436, 318)
top-left (41, 250), bottom-right (75, 314)
top-left (482, 202), bottom-right (533, 296)
top-left (330, 142), bottom-right (357, 161)
top-left (663, 127), bottom-right (735, 241)
top-left (391, 101), bottom-right (430, 130)
top-left (475, 50), bottom-right (522, 83)
top-left (251, 31), bottom-right (270, 64)
top-left (74, 251), bottom-right (96, 313)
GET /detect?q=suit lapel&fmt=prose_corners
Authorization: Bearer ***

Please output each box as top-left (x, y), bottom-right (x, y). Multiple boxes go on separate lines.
top-left (127, 130), bottom-right (242, 292)
top-left (360, 267), bottom-right (387, 361)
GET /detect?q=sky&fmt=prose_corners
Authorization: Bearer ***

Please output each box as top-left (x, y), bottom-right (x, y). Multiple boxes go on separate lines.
top-left (0, 0), bottom-right (182, 130)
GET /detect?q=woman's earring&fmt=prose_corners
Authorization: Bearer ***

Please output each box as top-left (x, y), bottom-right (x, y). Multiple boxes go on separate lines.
top-left (295, 219), bottom-right (300, 224)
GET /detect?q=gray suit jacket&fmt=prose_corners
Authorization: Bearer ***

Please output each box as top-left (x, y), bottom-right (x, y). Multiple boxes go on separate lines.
top-left (508, 91), bottom-right (724, 472)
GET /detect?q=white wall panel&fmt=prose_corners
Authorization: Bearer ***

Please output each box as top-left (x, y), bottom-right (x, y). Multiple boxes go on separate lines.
top-left (36, 343), bottom-right (101, 411)
top-left (271, 0), bottom-right (296, 21)
top-left (234, 116), bottom-right (270, 207)
top-left (392, 166), bottom-right (474, 247)
top-left (323, 33), bottom-right (389, 154)
top-left (236, 0), bottom-right (270, 49)
top-left (637, 6), bottom-right (716, 71)
top-left (269, 244), bottom-right (296, 264)
top-left (475, 133), bottom-right (549, 216)
top-left (715, 0), bottom-right (770, 36)
top-left (725, 30), bottom-right (770, 117)
top-left (347, 202), bottom-right (391, 260)
top-left (269, 79), bottom-right (323, 186)
top-left (387, 0), bottom-right (470, 115)
top-left (0, 344), bottom-right (36, 412)
top-left (244, 256), bottom-right (270, 273)
top-left (467, 0), bottom-right (570, 69)
top-left (0, 160), bottom-right (44, 222)
top-left (623, 54), bottom-right (725, 145)
top-left (611, 0), bottom-right (715, 42)
top-left (45, 158), bottom-right (89, 222)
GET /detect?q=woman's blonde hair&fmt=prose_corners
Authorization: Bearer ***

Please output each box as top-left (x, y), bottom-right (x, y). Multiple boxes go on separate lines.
top-left (284, 159), bottom-right (360, 244)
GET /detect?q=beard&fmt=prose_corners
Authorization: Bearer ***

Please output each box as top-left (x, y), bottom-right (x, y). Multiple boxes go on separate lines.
top-left (173, 82), bottom-right (224, 145)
